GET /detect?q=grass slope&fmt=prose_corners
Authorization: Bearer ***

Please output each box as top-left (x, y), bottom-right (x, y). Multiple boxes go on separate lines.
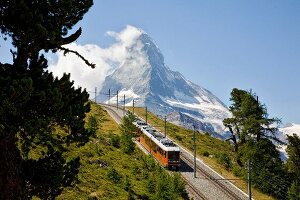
top-left (128, 107), bottom-right (274, 200)
top-left (52, 103), bottom-right (186, 200)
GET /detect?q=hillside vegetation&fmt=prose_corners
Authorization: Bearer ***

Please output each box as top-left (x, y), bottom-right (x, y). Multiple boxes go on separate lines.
top-left (29, 102), bottom-right (187, 200)
top-left (128, 107), bottom-right (274, 200)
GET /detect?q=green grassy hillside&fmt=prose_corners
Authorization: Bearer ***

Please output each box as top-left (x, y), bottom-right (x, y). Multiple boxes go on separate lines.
top-left (128, 107), bottom-right (274, 200)
top-left (47, 103), bottom-right (187, 200)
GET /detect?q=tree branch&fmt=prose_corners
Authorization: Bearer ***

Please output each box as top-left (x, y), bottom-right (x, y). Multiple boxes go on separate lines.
top-left (61, 28), bottom-right (82, 45)
top-left (58, 46), bottom-right (95, 68)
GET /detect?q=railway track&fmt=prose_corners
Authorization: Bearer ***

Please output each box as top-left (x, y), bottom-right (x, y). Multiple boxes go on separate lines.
top-left (101, 104), bottom-right (124, 124)
top-left (181, 174), bottom-right (208, 200)
top-left (180, 154), bottom-right (244, 200)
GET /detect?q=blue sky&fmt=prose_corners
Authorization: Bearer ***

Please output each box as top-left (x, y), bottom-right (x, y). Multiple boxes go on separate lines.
top-left (1, 1), bottom-right (299, 124)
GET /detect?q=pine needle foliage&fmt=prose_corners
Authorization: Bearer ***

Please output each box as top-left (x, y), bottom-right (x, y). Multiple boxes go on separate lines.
top-left (0, 1), bottom-right (93, 199)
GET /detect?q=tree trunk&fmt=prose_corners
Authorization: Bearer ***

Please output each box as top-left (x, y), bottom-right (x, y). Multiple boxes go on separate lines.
top-left (228, 126), bottom-right (238, 152)
top-left (14, 47), bottom-right (28, 70)
top-left (232, 134), bottom-right (238, 152)
top-left (0, 136), bottom-right (26, 200)
top-left (256, 132), bottom-right (261, 142)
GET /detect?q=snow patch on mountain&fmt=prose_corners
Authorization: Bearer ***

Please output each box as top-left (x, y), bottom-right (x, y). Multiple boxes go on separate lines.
top-left (104, 89), bottom-right (141, 106)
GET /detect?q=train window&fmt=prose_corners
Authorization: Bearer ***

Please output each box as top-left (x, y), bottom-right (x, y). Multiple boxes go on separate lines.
top-left (151, 142), bottom-right (157, 153)
top-left (168, 151), bottom-right (180, 161)
top-left (145, 137), bottom-right (150, 146)
top-left (157, 146), bottom-right (160, 153)
top-left (156, 146), bottom-right (161, 154)
top-left (158, 148), bottom-right (164, 156)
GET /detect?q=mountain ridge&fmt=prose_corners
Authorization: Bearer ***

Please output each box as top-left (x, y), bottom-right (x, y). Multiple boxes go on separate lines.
top-left (98, 28), bottom-right (231, 137)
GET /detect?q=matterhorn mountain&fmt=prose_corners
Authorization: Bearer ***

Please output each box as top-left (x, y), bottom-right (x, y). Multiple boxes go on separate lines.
top-left (98, 28), bottom-right (231, 138)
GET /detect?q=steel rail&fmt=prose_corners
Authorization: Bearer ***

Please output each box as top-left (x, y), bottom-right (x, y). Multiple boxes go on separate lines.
top-left (181, 174), bottom-right (208, 200)
top-left (181, 154), bottom-right (244, 200)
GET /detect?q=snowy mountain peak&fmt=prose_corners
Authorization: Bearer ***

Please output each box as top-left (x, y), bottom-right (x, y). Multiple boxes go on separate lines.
top-left (98, 26), bottom-right (231, 136)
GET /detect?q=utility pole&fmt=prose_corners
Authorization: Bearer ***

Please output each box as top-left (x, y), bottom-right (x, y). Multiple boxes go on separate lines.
top-left (145, 106), bottom-right (148, 123)
top-left (94, 87), bottom-right (97, 103)
top-left (116, 90), bottom-right (119, 109)
top-left (123, 94), bottom-right (125, 111)
top-left (132, 99), bottom-right (135, 114)
top-left (108, 89), bottom-right (111, 105)
top-left (193, 125), bottom-right (197, 178)
top-left (164, 116), bottom-right (167, 138)
top-left (248, 159), bottom-right (252, 200)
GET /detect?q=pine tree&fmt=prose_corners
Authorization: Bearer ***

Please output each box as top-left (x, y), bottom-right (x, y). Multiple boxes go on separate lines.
top-left (287, 134), bottom-right (300, 199)
top-left (0, 1), bottom-right (94, 199)
top-left (224, 88), bottom-right (290, 198)
top-left (120, 112), bottom-right (136, 154)
top-left (223, 88), bottom-right (281, 152)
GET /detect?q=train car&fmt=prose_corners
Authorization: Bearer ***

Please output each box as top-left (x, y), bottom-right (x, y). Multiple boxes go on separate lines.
top-left (133, 118), bottom-right (180, 170)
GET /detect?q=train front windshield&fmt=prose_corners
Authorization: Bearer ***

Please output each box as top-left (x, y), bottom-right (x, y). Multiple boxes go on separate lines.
top-left (168, 151), bottom-right (180, 162)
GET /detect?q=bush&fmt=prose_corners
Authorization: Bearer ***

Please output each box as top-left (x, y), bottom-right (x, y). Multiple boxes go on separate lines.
top-left (87, 115), bottom-right (98, 135)
top-left (95, 144), bottom-right (103, 156)
top-left (121, 133), bottom-right (135, 154)
top-left (141, 155), bottom-right (157, 171)
top-left (204, 131), bottom-right (211, 136)
top-left (107, 167), bottom-right (121, 184)
top-left (123, 176), bottom-right (132, 191)
top-left (172, 173), bottom-right (189, 199)
top-left (217, 153), bottom-right (232, 170)
top-left (155, 173), bottom-right (174, 200)
top-left (109, 133), bottom-right (120, 148)
top-left (174, 134), bottom-right (183, 141)
top-left (232, 165), bottom-right (244, 177)
top-left (288, 181), bottom-right (300, 200)
top-left (202, 151), bottom-right (210, 157)
top-left (146, 176), bottom-right (156, 194)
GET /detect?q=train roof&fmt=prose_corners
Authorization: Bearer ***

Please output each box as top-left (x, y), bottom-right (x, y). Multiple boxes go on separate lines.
top-left (133, 118), bottom-right (180, 152)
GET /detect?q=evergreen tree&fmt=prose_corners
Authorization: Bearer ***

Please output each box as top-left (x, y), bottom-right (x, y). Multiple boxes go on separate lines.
top-left (223, 88), bottom-right (281, 152)
top-left (0, 1), bottom-right (93, 199)
top-left (120, 112), bottom-right (136, 154)
top-left (239, 139), bottom-right (289, 199)
top-left (120, 112), bottom-right (138, 137)
top-left (224, 88), bottom-right (290, 198)
top-left (286, 134), bottom-right (300, 178)
top-left (286, 134), bottom-right (300, 199)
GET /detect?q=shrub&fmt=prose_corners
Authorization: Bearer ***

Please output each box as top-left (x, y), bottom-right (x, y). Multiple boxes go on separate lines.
top-left (123, 176), bottom-right (132, 191)
top-left (109, 133), bottom-right (120, 148)
top-left (121, 133), bottom-right (135, 154)
top-left (174, 134), bottom-right (183, 141)
top-left (95, 144), bottom-right (103, 156)
top-left (217, 153), bottom-right (232, 170)
top-left (232, 165), bottom-right (244, 177)
top-left (202, 151), bottom-right (210, 157)
top-left (172, 173), bottom-right (188, 199)
top-left (107, 167), bottom-right (121, 184)
top-left (141, 155), bottom-right (157, 171)
top-left (288, 181), bottom-right (300, 200)
top-left (87, 115), bottom-right (98, 135)
top-left (204, 131), bottom-right (211, 136)
top-left (146, 176), bottom-right (156, 194)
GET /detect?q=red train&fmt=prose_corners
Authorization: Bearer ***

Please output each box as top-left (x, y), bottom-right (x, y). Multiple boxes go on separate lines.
top-left (133, 118), bottom-right (181, 170)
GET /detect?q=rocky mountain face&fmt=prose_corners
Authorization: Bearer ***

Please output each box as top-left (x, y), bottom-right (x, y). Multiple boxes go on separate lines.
top-left (98, 29), bottom-right (231, 138)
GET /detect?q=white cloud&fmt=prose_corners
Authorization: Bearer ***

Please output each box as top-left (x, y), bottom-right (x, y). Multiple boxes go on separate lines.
top-left (48, 25), bottom-right (145, 92)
